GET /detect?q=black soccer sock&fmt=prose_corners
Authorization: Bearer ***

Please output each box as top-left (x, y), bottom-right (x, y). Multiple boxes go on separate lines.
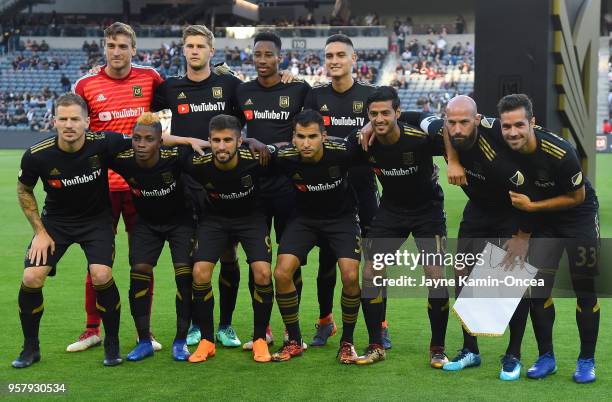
top-left (174, 265), bottom-right (192, 341)
top-left (218, 260), bottom-right (240, 327)
top-left (317, 248), bottom-right (337, 319)
top-left (18, 283), bottom-right (44, 343)
top-left (506, 297), bottom-right (530, 358)
top-left (129, 270), bottom-right (152, 342)
top-left (248, 268), bottom-right (255, 299)
top-left (427, 288), bottom-right (449, 348)
top-left (461, 328), bottom-right (479, 354)
top-left (293, 268), bottom-right (303, 304)
top-left (530, 297), bottom-right (555, 356)
top-left (361, 290), bottom-right (384, 345)
top-left (276, 290), bottom-right (301, 342)
top-left (455, 276), bottom-right (478, 353)
top-left (192, 281), bottom-right (214, 342)
top-left (94, 278), bottom-right (121, 341)
top-left (576, 297), bottom-right (600, 359)
top-left (252, 283), bottom-right (274, 340)
top-left (340, 292), bottom-right (360, 344)
top-left (381, 296), bottom-right (388, 323)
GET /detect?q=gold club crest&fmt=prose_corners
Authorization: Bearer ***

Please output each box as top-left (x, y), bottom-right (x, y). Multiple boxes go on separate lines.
top-left (161, 171), bottom-right (174, 184)
top-left (353, 101), bottom-right (364, 113)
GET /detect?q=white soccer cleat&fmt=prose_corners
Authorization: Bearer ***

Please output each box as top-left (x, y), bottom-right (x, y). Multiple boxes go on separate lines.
top-left (151, 334), bottom-right (163, 352)
top-left (243, 326), bottom-right (274, 350)
top-left (136, 333), bottom-right (162, 352)
top-left (66, 330), bottom-right (102, 352)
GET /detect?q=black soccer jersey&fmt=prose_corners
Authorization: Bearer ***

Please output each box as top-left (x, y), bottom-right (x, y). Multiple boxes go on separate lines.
top-left (511, 126), bottom-right (596, 206)
top-left (424, 116), bottom-right (529, 210)
top-left (181, 145), bottom-right (268, 216)
top-left (347, 121), bottom-right (444, 210)
top-left (235, 79), bottom-right (310, 145)
top-left (18, 132), bottom-right (132, 223)
top-left (109, 146), bottom-right (190, 223)
top-left (152, 72), bottom-right (243, 140)
top-left (304, 80), bottom-right (375, 138)
top-left (273, 138), bottom-right (360, 218)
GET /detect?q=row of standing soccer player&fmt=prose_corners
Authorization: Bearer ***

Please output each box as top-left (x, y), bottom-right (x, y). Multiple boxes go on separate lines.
top-left (12, 22), bottom-right (600, 384)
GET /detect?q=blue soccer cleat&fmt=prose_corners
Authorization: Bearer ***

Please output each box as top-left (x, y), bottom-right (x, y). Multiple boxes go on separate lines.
top-left (12, 347), bottom-right (41, 369)
top-left (310, 320), bottom-right (337, 347)
top-left (381, 327), bottom-right (392, 350)
top-left (526, 352), bottom-right (557, 379)
top-left (126, 340), bottom-right (154, 362)
top-left (573, 358), bottom-right (596, 384)
top-left (187, 324), bottom-right (201, 346)
top-left (499, 354), bottom-right (522, 381)
top-left (443, 349), bottom-right (481, 371)
top-left (172, 339), bottom-right (191, 361)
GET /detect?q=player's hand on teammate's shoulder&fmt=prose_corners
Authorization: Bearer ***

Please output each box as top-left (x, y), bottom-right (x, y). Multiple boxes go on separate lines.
top-left (509, 191), bottom-right (534, 212)
top-left (357, 122), bottom-right (376, 151)
top-left (213, 62), bottom-right (234, 76)
top-left (29, 230), bottom-right (55, 266)
top-left (446, 159), bottom-right (467, 186)
top-left (245, 138), bottom-right (271, 166)
top-left (88, 64), bottom-right (103, 75)
top-left (188, 138), bottom-right (211, 156)
top-left (279, 70), bottom-right (296, 83)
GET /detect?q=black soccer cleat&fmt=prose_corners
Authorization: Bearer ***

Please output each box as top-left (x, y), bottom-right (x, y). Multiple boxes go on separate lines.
top-left (12, 347), bottom-right (41, 369)
top-left (103, 338), bottom-right (123, 367)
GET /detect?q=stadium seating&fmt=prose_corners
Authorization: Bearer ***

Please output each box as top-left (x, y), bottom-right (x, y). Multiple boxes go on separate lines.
top-left (0, 46), bottom-right (475, 130)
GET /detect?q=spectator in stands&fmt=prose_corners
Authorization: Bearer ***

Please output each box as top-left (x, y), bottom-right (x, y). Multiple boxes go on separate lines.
top-left (603, 119), bottom-right (612, 134)
top-left (40, 40), bottom-right (49, 51)
top-left (61, 74), bottom-right (71, 92)
top-left (416, 96), bottom-right (431, 113)
top-left (40, 109), bottom-right (54, 131)
top-left (13, 105), bottom-right (28, 126)
top-left (436, 35), bottom-right (447, 57)
top-left (455, 15), bottom-right (466, 34)
top-left (401, 18), bottom-right (413, 36)
top-left (82, 40), bottom-right (90, 53)
top-left (465, 41), bottom-right (474, 55)
top-left (89, 40), bottom-right (99, 54)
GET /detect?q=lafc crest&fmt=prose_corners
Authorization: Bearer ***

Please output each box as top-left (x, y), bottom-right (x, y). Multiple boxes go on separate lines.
top-left (353, 101), bottom-right (364, 113)
top-left (402, 152), bottom-right (414, 165)
top-left (161, 171), bottom-right (174, 184)
top-left (279, 96), bottom-right (290, 108)
top-left (241, 175), bottom-right (253, 188)
top-left (89, 155), bottom-right (101, 169)
top-left (212, 87), bottom-right (223, 99)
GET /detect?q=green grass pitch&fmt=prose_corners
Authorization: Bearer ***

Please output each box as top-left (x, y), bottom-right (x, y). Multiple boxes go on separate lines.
top-left (0, 150), bottom-right (609, 401)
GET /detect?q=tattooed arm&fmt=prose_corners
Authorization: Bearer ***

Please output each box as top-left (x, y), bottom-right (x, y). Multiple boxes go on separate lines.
top-left (17, 182), bottom-right (55, 266)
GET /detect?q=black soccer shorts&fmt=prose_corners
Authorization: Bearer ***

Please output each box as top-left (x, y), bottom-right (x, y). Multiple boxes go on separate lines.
top-left (278, 213), bottom-right (361, 264)
top-left (24, 214), bottom-right (115, 276)
top-left (366, 201), bottom-right (447, 257)
top-left (348, 166), bottom-right (379, 234)
top-left (194, 211), bottom-right (272, 264)
top-left (529, 203), bottom-right (600, 278)
top-left (456, 201), bottom-right (519, 257)
top-left (260, 178), bottom-right (296, 242)
top-left (129, 213), bottom-right (196, 267)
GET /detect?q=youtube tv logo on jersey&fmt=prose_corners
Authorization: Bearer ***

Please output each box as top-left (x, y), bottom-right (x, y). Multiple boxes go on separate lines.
top-left (244, 110), bottom-right (254, 121)
top-left (178, 104), bottom-right (190, 114)
top-left (322, 116), bottom-right (331, 126)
